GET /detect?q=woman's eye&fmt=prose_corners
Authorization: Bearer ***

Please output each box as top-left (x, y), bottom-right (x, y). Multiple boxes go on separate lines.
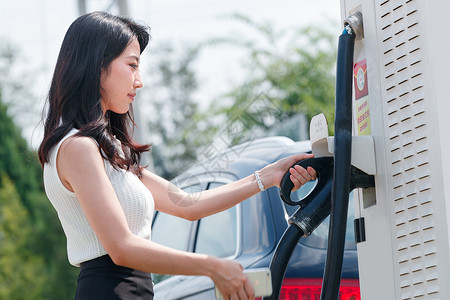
top-left (130, 64), bottom-right (138, 70)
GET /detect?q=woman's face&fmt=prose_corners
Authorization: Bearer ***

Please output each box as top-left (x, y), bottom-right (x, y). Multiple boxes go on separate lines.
top-left (100, 38), bottom-right (143, 114)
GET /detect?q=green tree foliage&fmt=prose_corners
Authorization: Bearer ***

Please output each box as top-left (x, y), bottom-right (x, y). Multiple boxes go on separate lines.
top-left (205, 14), bottom-right (338, 143)
top-left (144, 17), bottom-right (338, 178)
top-left (145, 42), bottom-right (210, 179)
top-left (0, 92), bottom-right (41, 212)
top-left (0, 41), bottom-right (41, 142)
top-left (0, 47), bottom-right (78, 299)
top-left (0, 174), bottom-right (45, 299)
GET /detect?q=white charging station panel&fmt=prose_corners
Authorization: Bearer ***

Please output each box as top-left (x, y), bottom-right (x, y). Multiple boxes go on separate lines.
top-left (339, 0), bottom-right (450, 299)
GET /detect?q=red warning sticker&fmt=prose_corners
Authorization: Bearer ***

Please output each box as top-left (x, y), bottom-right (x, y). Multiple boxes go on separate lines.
top-left (354, 59), bottom-right (368, 100)
top-left (354, 59), bottom-right (371, 135)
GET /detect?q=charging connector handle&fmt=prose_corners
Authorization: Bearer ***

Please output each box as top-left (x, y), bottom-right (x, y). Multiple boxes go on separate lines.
top-left (279, 157), bottom-right (334, 237)
top-left (267, 157), bottom-right (334, 300)
top-left (280, 157), bottom-right (334, 207)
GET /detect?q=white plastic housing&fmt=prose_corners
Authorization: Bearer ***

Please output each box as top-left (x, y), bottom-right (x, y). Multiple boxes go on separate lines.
top-left (339, 0), bottom-right (450, 299)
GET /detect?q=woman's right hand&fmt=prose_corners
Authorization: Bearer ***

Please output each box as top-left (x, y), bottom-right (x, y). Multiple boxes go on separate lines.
top-left (210, 258), bottom-right (255, 300)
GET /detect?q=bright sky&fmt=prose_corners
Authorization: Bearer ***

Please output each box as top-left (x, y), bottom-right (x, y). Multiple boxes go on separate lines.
top-left (0, 0), bottom-right (341, 146)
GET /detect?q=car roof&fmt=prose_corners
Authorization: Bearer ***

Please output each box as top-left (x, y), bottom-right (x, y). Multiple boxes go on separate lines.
top-left (173, 136), bottom-right (312, 184)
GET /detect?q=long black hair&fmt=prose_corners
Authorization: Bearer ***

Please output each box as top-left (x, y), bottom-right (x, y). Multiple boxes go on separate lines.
top-left (39, 11), bottom-right (150, 177)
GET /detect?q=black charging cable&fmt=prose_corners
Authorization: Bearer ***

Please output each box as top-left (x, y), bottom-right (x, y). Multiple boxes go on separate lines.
top-left (320, 26), bottom-right (355, 300)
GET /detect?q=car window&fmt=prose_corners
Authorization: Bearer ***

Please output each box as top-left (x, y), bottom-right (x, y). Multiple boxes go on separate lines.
top-left (284, 180), bottom-right (356, 250)
top-left (151, 212), bottom-right (192, 251)
top-left (194, 182), bottom-right (238, 258)
top-left (195, 206), bottom-right (237, 257)
top-left (151, 184), bottom-right (200, 284)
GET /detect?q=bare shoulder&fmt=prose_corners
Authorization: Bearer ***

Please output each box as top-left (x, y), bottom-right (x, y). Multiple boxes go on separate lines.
top-left (59, 135), bottom-right (100, 161)
top-left (58, 136), bottom-right (104, 176)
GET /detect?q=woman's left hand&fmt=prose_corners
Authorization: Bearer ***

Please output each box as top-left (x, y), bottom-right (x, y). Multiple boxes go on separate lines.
top-left (261, 153), bottom-right (317, 192)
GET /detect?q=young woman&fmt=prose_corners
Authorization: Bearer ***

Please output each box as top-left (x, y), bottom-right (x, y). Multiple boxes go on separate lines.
top-left (38, 11), bottom-right (316, 300)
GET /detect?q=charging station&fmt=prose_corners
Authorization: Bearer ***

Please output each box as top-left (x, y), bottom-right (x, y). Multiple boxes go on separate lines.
top-left (264, 1), bottom-right (450, 299)
top-left (340, 0), bottom-right (450, 299)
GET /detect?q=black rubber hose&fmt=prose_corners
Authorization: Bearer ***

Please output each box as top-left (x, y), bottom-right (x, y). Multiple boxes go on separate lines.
top-left (263, 225), bottom-right (304, 300)
top-left (267, 157), bottom-right (333, 300)
top-left (320, 31), bottom-right (355, 300)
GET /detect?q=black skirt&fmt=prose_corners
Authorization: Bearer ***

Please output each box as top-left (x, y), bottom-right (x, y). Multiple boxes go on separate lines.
top-left (75, 255), bottom-right (154, 300)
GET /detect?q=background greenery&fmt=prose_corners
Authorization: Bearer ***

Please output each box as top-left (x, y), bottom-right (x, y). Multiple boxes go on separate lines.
top-left (0, 95), bottom-right (78, 299)
top-left (0, 16), bottom-right (336, 298)
top-left (147, 15), bottom-right (337, 179)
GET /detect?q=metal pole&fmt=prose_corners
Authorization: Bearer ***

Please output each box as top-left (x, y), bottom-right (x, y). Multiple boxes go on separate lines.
top-left (118, 0), bottom-right (129, 16)
top-left (78, 0), bottom-right (86, 15)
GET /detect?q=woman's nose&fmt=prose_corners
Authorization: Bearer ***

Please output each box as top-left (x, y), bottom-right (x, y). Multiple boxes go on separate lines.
top-left (135, 73), bottom-right (144, 89)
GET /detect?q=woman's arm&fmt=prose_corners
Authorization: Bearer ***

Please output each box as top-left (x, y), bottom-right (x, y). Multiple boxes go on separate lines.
top-left (57, 136), bottom-right (255, 299)
top-left (141, 152), bottom-right (316, 221)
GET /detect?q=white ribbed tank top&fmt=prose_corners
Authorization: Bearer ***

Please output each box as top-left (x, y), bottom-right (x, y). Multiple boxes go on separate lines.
top-left (43, 129), bottom-right (155, 266)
